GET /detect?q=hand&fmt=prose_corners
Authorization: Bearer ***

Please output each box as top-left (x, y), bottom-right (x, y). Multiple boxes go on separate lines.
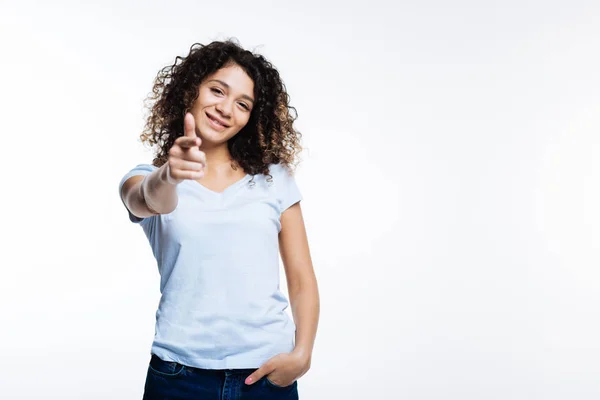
top-left (245, 351), bottom-right (311, 387)
top-left (166, 113), bottom-right (207, 184)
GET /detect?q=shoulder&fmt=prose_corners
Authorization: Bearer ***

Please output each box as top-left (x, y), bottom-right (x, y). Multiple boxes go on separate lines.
top-left (249, 163), bottom-right (299, 192)
top-left (265, 163), bottom-right (295, 180)
top-left (120, 163), bottom-right (158, 182)
top-left (261, 163), bottom-right (302, 211)
top-left (119, 163), bottom-right (158, 193)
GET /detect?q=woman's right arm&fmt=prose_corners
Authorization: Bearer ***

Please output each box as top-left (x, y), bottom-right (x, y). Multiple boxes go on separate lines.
top-left (120, 164), bottom-right (179, 218)
top-left (120, 113), bottom-right (206, 218)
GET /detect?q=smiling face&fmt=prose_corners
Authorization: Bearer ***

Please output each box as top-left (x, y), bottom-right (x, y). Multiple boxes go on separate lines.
top-left (189, 63), bottom-right (255, 147)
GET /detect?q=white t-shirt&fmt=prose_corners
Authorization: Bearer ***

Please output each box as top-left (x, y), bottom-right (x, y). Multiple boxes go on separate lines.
top-left (118, 163), bottom-right (302, 369)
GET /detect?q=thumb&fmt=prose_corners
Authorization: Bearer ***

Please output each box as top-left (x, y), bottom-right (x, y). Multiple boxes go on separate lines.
top-left (183, 113), bottom-right (200, 143)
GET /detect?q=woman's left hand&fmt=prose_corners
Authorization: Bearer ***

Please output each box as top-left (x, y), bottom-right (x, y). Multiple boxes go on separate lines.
top-left (245, 350), bottom-right (311, 387)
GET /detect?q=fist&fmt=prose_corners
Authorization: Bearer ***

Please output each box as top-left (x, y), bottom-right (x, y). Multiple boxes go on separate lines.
top-left (167, 113), bottom-right (207, 183)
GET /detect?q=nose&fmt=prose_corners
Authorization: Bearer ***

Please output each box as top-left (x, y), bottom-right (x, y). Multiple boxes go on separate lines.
top-left (215, 99), bottom-right (233, 117)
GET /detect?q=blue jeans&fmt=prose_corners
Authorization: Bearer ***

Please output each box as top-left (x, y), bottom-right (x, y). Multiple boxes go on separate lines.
top-left (143, 354), bottom-right (300, 400)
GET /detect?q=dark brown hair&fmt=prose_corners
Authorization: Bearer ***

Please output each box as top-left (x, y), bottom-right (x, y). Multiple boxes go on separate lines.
top-left (140, 39), bottom-right (302, 176)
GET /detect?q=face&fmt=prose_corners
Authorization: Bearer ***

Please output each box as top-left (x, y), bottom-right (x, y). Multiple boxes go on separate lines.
top-left (190, 64), bottom-right (255, 147)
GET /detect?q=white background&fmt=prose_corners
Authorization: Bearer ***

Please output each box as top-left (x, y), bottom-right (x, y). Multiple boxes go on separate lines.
top-left (1, 0), bottom-right (599, 399)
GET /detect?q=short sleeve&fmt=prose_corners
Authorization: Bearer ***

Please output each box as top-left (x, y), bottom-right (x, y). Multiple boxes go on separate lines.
top-left (272, 163), bottom-right (302, 213)
top-left (118, 164), bottom-right (158, 224)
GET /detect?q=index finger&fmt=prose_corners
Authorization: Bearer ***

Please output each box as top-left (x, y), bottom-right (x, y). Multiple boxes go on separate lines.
top-left (184, 113), bottom-right (199, 141)
top-left (245, 363), bottom-right (274, 385)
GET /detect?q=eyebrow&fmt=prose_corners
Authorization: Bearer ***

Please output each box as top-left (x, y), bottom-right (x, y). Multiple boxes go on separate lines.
top-left (207, 79), bottom-right (255, 103)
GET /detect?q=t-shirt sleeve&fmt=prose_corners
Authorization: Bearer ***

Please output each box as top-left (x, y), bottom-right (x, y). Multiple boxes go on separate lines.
top-left (274, 163), bottom-right (303, 213)
top-left (118, 164), bottom-right (158, 224)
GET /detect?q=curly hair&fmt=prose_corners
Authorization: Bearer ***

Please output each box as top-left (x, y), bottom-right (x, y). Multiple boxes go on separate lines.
top-left (139, 39), bottom-right (302, 177)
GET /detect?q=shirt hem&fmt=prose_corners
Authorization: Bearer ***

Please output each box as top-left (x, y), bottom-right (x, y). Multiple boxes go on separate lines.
top-left (150, 348), bottom-right (292, 370)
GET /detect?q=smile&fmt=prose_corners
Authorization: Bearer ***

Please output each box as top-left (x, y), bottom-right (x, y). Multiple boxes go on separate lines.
top-left (206, 112), bottom-right (229, 130)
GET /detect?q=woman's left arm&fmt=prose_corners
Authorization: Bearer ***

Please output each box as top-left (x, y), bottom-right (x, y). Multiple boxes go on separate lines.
top-left (245, 202), bottom-right (320, 386)
top-left (279, 202), bottom-right (320, 364)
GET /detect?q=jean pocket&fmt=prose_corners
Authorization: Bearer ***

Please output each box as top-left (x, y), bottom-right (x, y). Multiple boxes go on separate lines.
top-left (264, 376), bottom-right (297, 390)
top-left (148, 354), bottom-right (186, 377)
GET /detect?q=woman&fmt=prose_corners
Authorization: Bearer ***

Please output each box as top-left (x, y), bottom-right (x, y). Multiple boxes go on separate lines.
top-left (118, 40), bottom-right (319, 400)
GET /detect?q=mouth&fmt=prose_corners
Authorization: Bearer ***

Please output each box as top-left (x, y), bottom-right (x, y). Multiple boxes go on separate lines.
top-left (205, 112), bottom-right (230, 129)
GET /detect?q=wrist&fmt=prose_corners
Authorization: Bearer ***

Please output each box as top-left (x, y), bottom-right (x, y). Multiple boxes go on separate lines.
top-left (291, 347), bottom-right (312, 363)
top-left (161, 163), bottom-right (181, 185)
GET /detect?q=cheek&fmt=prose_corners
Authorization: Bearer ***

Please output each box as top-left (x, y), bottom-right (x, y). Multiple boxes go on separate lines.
top-left (236, 112), bottom-right (251, 127)
top-left (195, 90), bottom-right (214, 107)
top-left (190, 99), bottom-right (203, 114)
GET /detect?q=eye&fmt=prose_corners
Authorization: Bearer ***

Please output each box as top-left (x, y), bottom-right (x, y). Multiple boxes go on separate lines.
top-left (211, 88), bottom-right (224, 95)
top-left (238, 102), bottom-right (250, 111)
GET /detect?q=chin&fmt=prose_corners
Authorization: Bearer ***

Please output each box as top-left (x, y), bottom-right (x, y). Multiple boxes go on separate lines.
top-left (199, 131), bottom-right (231, 146)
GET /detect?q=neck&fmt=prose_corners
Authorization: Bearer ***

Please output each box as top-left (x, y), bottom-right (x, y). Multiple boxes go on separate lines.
top-left (200, 142), bottom-right (240, 176)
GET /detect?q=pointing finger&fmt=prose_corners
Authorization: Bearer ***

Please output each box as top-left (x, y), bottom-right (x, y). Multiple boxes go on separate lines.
top-left (245, 363), bottom-right (274, 385)
top-left (177, 136), bottom-right (201, 149)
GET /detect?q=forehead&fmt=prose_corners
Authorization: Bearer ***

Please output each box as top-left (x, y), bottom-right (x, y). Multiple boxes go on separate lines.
top-left (205, 65), bottom-right (254, 91)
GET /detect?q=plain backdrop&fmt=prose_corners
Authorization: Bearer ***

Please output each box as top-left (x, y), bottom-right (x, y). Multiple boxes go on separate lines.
top-left (1, 0), bottom-right (599, 399)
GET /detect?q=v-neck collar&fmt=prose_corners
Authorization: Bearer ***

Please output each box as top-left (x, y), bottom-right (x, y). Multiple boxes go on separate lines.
top-left (190, 174), bottom-right (252, 197)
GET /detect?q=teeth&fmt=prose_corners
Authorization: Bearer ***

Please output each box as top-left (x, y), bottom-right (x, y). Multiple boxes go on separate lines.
top-left (210, 116), bottom-right (225, 127)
